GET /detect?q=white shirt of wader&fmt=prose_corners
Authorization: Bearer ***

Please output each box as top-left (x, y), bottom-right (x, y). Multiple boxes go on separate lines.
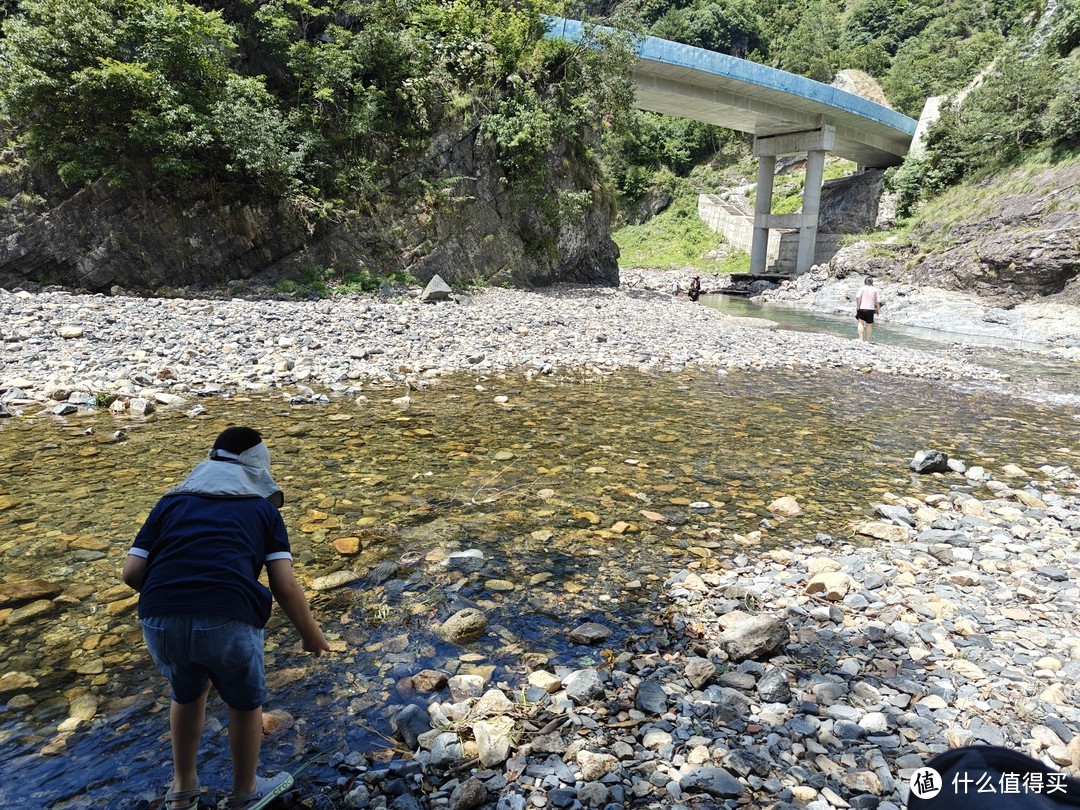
top-left (856, 285), bottom-right (879, 310)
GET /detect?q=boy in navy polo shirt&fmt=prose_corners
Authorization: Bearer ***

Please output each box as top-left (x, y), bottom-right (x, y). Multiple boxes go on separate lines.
top-left (123, 427), bottom-right (329, 810)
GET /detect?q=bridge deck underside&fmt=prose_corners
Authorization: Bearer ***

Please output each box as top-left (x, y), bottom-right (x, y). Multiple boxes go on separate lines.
top-left (634, 61), bottom-right (910, 168)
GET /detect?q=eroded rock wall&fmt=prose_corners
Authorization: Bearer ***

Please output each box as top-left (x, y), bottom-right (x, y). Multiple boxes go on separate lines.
top-left (833, 164), bottom-right (1080, 305)
top-left (0, 123), bottom-right (619, 293)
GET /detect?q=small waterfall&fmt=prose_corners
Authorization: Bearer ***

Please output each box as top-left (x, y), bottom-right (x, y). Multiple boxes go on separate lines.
top-left (1030, 0), bottom-right (1061, 52)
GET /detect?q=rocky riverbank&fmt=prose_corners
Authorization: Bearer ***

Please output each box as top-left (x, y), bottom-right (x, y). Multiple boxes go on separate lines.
top-left (0, 274), bottom-right (1033, 419)
top-left (270, 449), bottom-right (1080, 810)
top-left (737, 254), bottom-right (1080, 359)
top-left (2, 279), bottom-right (1079, 810)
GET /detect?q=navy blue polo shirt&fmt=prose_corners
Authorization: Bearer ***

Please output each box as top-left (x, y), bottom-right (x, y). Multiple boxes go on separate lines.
top-left (130, 493), bottom-right (292, 628)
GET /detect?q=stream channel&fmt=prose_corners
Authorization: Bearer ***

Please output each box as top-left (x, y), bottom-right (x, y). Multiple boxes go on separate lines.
top-left (1, 362), bottom-right (1079, 807)
top-left (699, 294), bottom-right (1080, 408)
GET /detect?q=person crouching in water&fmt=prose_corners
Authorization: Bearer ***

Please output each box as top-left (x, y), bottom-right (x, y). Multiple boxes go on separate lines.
top-left (688, 276), bottom-right (702, 302)
top-left (122, 426), bottom-right (330, 810)
top-left (855, 276), bottom-right (881, 341)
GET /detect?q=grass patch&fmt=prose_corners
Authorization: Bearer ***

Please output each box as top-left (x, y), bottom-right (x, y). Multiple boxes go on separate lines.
top-left (613, 186), bottom-right (729, 271)
top-left (275, 265), bottom-right (419, 298)
top-left (903, 147), bottom-right (1080, 250)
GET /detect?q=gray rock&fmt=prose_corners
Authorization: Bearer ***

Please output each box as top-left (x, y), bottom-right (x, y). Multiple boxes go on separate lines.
top-left (911, 450), bottom-right (949, 473)
top-left (684, 657), bottom-right (716, 689)
top-left (577, 782), bottom-right (610, 808)
top-left (680, 767), bottom-right (745, 798)
top-left (875, 504), bottom-right (915, 526)
top-left (717, 671), bottom-right (756, 690)
top-left (429, 732), bottom-right (464, 768)
top-left (449, 778), bottom-right (487, 810)
top-left (635, 680), bottom-right (668, 714)
top-left (723, 749), bottom-right (772, 777)
top-left (717, 614), bottom-right (789, 661)
top-left (565, 669), bottom-right (606, 705)
top-left (496, 795), bottom-right (527, 810)
top-left (570, 622), bottom-right (613, 645)
top-left (757, 668), bottom-right (792, 703)
top-left (392, 704), bottom-right (431, 750)
top-left (1036, 566), bottom-right (1068, 581)
top-left (421, 274), bottom-right (454, 303)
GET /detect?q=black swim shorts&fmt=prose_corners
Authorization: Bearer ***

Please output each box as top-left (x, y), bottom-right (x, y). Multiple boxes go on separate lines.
top-left (856, 309), bottom-right (876, 324)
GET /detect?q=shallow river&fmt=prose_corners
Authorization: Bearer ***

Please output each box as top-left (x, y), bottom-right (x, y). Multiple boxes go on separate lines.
top-left (1, 368), bottom-right (1078, 808)
top-left (699, 294), bottom-right (1080, 407)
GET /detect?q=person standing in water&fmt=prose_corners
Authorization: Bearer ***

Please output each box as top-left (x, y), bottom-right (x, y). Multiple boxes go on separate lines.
top-left (855, 276), bottom-right (881, 341)
top-left (122, 427), bottom-right (330, 810)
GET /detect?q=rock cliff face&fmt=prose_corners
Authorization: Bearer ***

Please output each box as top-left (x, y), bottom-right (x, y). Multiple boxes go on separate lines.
top-left (833, 164), bottom-right (1080, 305)
top-left (0, 124), bottom-right (619, 293)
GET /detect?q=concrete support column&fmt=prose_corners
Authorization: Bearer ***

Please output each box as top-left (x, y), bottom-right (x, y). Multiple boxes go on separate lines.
top-left (750, 154), bottom-right (776, 274)
top-left (796, 148), bottom-right (826, 274)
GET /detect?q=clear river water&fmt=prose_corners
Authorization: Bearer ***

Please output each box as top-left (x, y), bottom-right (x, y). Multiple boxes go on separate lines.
top-left (1, 365), bottom-right (1078, 808)
top-left (699, 294), bottom-right (1080, 408)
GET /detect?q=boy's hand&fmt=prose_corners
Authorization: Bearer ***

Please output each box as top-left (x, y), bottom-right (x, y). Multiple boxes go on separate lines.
top-left (303, 630), bottom-right (331, 657)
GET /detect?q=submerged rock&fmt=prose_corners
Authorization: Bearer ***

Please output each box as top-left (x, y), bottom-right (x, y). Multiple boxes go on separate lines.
top-left (435, 608), bottom-right (488, 644)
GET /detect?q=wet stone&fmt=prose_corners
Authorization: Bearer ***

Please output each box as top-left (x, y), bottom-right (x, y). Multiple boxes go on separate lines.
top-left (0, 579), bottom-right (64, 608)
top-left (7, 599), bottom-right (58, 625)
top-left (569, 622), bottom-right (612, 645)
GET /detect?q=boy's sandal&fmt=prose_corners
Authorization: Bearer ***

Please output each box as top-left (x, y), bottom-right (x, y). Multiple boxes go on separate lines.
top-left (228, 772), bottom-right (294, 810)
top-left (165, 780), bottom-right (201, 810)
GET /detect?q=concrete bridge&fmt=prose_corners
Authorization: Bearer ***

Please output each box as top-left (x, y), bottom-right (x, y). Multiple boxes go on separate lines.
top-left (546, 17), bottom-right (919, 275)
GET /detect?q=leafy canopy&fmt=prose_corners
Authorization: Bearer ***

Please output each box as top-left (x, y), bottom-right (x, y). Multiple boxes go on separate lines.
top-left (0, 0), bottom-right (634, 224)
top-left (1, 0), bottom-right (296, 189)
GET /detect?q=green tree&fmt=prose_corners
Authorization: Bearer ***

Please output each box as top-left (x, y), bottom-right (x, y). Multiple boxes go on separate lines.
top-left (882, 19), bottom-right (1002, 116)
top-left (775, 0), bottom-right (843, 82)
top-left (1042, 69), bottom-right (1080, 150)
top-left (1046, 2), bottom-right (1080, 56)
top-left (958, 51), bottom-right (1057, 164)
top-left (844, 39), bottom-right (891, 77)
top-left (842, 0), bottom-right (900, 51)
top-left (0, 0), bottom-right (294, 188)
top-left (603, 109), bottom-right (729, 197)
top-left (650, 0), bottom-right (764, 57)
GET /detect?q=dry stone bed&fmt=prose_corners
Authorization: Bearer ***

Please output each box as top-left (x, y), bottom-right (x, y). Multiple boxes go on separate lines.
top-left (0, 280), bottom-right (1017, 421)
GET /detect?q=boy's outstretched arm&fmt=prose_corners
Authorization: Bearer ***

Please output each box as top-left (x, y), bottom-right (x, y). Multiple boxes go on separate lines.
top-left (267, 559), bottom-right (330, 656)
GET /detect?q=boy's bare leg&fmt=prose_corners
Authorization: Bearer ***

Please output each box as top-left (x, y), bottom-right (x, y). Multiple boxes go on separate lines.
top-left (169, 682), bottom-right (210, 806)
top-left (228, 705), bottom-right (263, 796)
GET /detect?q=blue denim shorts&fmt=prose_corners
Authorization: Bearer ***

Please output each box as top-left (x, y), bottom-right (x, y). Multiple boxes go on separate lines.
top-left (142, 614), bottom-right (266, 710)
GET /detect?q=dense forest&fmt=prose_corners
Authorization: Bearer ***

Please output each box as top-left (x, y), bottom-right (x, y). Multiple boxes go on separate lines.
top-left (0, 0), bottom-right (1078, 278)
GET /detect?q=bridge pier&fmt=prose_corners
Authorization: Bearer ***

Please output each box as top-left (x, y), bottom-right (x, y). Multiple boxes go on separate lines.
top-left (750, 125), bottom-right (835, 276)
top-left (750, 156), bottom-right (775, 275)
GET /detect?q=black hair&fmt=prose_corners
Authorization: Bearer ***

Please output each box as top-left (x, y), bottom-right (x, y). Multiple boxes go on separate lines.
top-left (212, 426), bottom-right (263, 455)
